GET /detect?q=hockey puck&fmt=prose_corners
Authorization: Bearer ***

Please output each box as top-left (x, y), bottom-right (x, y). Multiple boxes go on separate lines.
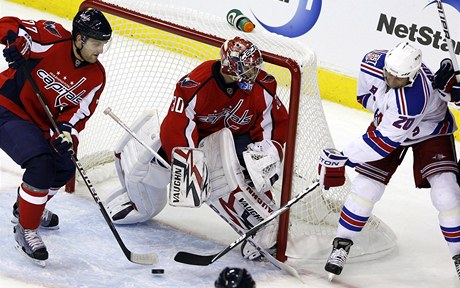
top-left (151, 269), bottom-right (165, 274)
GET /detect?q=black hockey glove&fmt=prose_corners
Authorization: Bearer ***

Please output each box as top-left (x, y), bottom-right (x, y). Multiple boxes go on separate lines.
top-left (50, 122), bottom-right (74, 157)
top-left (433, 58), bottom-right (460, 104)
top-left (2, 30), bottom-right (32, 69)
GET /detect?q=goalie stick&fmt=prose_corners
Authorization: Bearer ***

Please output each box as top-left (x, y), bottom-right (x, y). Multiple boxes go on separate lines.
top-left (22, 66), bottom-right (158, 265)
top-left (174, 180), bottom-right (319, 266)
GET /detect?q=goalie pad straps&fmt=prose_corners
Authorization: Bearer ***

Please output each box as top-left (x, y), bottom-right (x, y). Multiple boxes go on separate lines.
top-left (200, 128), bottom-right (279, 250)
top-left (107, 111), bottom-right (169, 224)
top-left (169, 147), bottom-right (210, 207)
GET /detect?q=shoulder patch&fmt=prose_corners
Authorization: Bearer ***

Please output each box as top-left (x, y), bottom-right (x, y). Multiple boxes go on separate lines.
top-left (43, 21), bottom-right (62, 38)
top-left (260, 74), bottom-right (275, 83)
top-left (364, 51), bottom-right (384, 66)
top-left (179, 76), bottom-right (200, 88)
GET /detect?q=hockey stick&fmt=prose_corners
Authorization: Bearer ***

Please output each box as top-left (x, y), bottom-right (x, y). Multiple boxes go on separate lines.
top-left (174, 180), bottom-right (320, 266)
top-left (435, 0), bottom-right (460, 110)
top-left (103, 107), bottom-right (171, 169)
top-left (436, 0), bottom-right (460, 82)
top-left (22, 66), bottom-right (158, 265)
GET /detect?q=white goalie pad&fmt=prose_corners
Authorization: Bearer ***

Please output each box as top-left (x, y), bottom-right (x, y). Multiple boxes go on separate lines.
top-left (243, 140), bottom-right (282, 193)
top-left (199, 128), bottom-right (278, 251)
top-left (169, 147), bottom-right (210, 207)
top-left (106, 110), bottom-right (170, 224)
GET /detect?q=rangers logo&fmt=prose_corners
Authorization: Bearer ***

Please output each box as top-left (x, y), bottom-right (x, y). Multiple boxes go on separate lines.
top-left (365, 51), bottom-right (383, 66)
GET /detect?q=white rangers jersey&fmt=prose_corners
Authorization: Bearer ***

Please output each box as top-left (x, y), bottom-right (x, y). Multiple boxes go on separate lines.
top-left (342, 49), bottom-right (457, 165)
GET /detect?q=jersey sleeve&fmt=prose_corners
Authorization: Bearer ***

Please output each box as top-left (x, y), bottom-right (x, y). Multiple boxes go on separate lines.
top-left (160, 80), bottom-right (200, 162)
top-left (56, 81), bottom-right (106, 134)
top-left (0, 17), bottom-right (71, 56)
top-left (356, 50), bottom-right (386, 112)
top-left (249, 73), bottom-right (289, 155)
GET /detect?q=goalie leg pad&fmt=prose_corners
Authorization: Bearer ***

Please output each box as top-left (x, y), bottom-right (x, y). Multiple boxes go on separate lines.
top-left (107, 111), bottom-right (169, 224)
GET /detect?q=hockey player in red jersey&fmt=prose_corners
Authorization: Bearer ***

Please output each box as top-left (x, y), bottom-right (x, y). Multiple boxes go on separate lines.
top-left (318, 42), bottom-right (460, 280)
top-left (0, 9), bottom-right (111, 265)
top-left (105, 36), bottom-right (289, 261)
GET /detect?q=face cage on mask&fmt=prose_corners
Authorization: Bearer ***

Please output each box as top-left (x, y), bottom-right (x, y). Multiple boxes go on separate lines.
top-left (230, 60), bottom-right (261, 92)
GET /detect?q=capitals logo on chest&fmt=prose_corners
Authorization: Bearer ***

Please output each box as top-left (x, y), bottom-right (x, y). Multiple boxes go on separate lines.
top-left (37, 69), bottom-right (86, 108)
top-left (197, 99), bottom-right (253, 130)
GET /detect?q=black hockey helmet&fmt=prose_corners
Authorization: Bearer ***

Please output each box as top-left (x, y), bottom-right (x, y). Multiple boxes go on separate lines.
top-left (72, 9), bottom-right (112, 41)
top-left (214, 267), bottom-right (256, 288)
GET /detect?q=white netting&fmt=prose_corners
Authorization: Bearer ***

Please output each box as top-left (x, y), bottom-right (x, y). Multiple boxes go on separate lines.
top-left (75, 0), bottom-right (396, 262)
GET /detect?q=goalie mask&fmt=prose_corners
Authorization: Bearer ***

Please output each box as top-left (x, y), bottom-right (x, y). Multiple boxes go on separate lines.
top-left (220, 36), bottom-right (263, 92)
top-left (384, 42), bottom-right (422, 87)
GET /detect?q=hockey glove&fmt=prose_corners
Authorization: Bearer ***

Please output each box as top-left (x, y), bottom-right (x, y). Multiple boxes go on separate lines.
top-left (2, 30), bottom-right (32, 69)
top-left (243, 140), bottom-right (282, 193)
top-left (50, 122), bottom-right (74, 157)
top-left (318, 148), bottom-right (348, 189)
top-left (433, 58), bottom-right (460, 104)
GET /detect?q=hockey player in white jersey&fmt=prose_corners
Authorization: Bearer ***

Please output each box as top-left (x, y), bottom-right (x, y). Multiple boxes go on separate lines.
top-left (318, 42), bottom-right (460, 279)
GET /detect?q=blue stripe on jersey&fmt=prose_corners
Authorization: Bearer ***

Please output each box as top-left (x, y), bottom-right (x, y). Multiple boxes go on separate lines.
top-left (357, 93), bottom-right (372, 107)
top-left (432, 109), bottom-right (456, 135)
top-left (395, 73), bottom-right (430, 116)
top-left (363, 129), bottom-right (400, 157)
top-left (360, 63), bottom-right (384, 80)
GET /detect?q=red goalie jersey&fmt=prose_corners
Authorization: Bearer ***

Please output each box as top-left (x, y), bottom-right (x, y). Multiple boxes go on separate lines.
top-left (160, 60), bottom-right (289, 161)
top-left (0, 17), bottom-right (106, 139)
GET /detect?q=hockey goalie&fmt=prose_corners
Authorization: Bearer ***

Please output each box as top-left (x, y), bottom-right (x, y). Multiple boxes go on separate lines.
top-left (105, 36), bottom-right (289, 260)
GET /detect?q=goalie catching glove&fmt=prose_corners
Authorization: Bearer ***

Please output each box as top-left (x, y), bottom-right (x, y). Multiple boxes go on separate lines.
top-left (243, 140), bottom-right (282, 193)
top-left (318, 148), bottom-right (348, 189)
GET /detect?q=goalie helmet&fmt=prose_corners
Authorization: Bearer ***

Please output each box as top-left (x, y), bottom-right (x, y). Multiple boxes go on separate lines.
top-left (384, 42), bottom-right (422, 85)
top-left (214, 267), bottom-right (256, 288)
top-left (72, 9), bottom-right (112, 41)
top-left (220, 36), bottom-right (263, 92)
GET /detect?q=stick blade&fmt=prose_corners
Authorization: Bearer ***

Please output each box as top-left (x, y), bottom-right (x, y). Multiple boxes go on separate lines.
top-left (129, 252), bottom-right (159, 265)
top-left (174, 251), bottom-right (215, 266)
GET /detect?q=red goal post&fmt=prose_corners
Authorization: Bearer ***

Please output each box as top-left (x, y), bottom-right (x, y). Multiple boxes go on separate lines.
top-left (70, 0), bottom-right (397, 263)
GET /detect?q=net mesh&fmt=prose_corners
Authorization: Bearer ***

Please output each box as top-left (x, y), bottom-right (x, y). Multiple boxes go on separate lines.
top-left (76, 0), bottom-right (397, 262)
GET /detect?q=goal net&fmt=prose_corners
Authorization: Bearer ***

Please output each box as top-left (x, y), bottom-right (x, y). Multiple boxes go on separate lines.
top-left (73, 0), bottom-right (397, 263)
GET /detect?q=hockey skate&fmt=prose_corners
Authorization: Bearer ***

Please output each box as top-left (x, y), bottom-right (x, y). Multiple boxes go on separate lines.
top-left (325, 237), bottom-right (354, 280)
top-left (12, 201), bottom-right (59, 230)
top-left (240, 220), bottom-right (278, 261)
top-left (14, 224), bottom-right (48, 267)
top-left (453, 254), bottom-right (460, 279)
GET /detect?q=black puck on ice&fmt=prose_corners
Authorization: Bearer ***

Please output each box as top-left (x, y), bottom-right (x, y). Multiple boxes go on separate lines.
top-left (151, 269), bottom-right (165, 274)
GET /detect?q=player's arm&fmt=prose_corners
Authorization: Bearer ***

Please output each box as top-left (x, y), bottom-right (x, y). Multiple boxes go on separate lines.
top-left (245, 77), bottom-right (289, 193)
top-left (357, 50), bottom-right (387, 112)
top-left (160, 83), bottom-right (200, 162)
top-left (1, 17), bottom-right (70, 69)
top-left (54, 76), bottom-right (106, 151)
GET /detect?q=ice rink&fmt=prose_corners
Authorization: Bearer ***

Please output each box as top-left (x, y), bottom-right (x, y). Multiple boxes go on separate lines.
top-left (0, 1), bottom-right (459, 287)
